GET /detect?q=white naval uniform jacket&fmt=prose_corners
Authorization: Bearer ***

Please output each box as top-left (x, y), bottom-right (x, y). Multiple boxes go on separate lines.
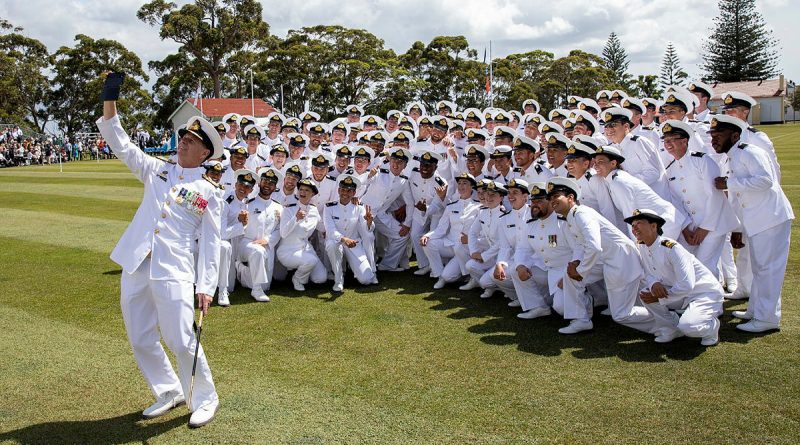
top-left (639, 236), bottom-right (723, 307)
top-left (514, 211), bottom-right (573, 292)
top-left (725, 141), bottom-right (794, 237)
top-left (562, 205), bottom-right (641, 283)
top-left (605, 169), bottom-right (687, 239)
top-left (496, 204), bottom-right (531, 267)
top-left (406, 168), bottom-right (448, 230)
top-left (323, 201), bottom-right (374, 243)
top-left (222, 192), bottom-right (248, 240)
top-left (310, 175), bottom-right (338, 230)
top-left (569, 171), bottom-right (620, 229)
top-left (468, 205), bottom-right (507, 263)
top-left (97, 115), bottom-right (223, 295)
top-left (360, 168), bottom-right (410, 214)
top-left (424, 198), bottom-right (481, 246)
top-left (616, 133), bottom-right (670, 199)
top-left (510, 162), bottom-right (553, 185)
top-left (279, 202), bottom-right (321, 251)
top-left (740, 126), bottom-right (781, 181)
top-left (665, 152), bottom-right (738, 234)
top-left (243, 195), bottom-right (282, 241)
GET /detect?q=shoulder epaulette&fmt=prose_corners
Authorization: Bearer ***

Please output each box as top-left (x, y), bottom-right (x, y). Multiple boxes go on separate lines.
top-left (399, 174), bottom-right (409, 180)
top-left (585, 171), bottom-right (592, 180)
top-left (665, 159), bottom-right (676, 169)
top-left (641, 126), bottom-right (652, 131)
top-left (688, 119), bottom-right (699, 123)
top-left (300, 156), bottom-right (308, 160)
top-left (344, 167), bottom-right (355, 174)
top-left (379, 168), bottom-right (389, 174)
top-left (257, 154), bottom-right (267, 161)
top-left (202, 173), bottom-right (224, 189)
top-left (435, 176), bottom-right (445, 186)
top-left (661, 239), bottom-right (676, 249)
top-left (245, 197), bottom-right (256, 203)
top-left (412, 167), bottom-right (420, 172)
top-left (446, 200), bottom-right (459, 206)
top-left (225, 195), bottom-right (234, 204)
top-left (557, 215), bottom-right (567, 221)
top-left (526, 218), bottom-right (536, 223)
top-left (611, 172), bottom-right (619, 180)
top-left (500, 210), bottom-right (511, 217)
top-left (535, 164), bottom-right (543, 174)
top-left (691, 152), bottom-right (705, 157)
top-left (326, 201), bottom-right (338, 207)
top-left (271, 199), bottom-right (281, 205)
top-left (630, 135), bottom-right (640, 141)
top-left (155, 156), bottom-right (176, 164)
top-left (473, 199), bottom-right (481, 203)
top-left (748, 127), bottom-right (757, 133)
top-left (740, 143), bottom-right (748, 149)
top-left (513, 167), bottom-right (522, 172)
top-left (285, 203), bottom-right (297, 208)
top-left (325, 175), bottom-right (336, 181)
top-left (479, 206), bottom-right (488, 210)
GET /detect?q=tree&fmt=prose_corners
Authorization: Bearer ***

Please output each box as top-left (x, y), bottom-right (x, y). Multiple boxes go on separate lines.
top-left (491, 50), bottom-right (555, 111)
top-left (701, 0), bottom-right (780, 82)
top-left (602, 32), bottom-right (631, 86)
top-left (0, 19), bottom-right (52, 132)
top-left (659, 42), bottom-right (688, 89)
top-left (537, 50), bottom-right (615, 111)
top-left (138, 0), bottom-right (270, 99)
top-left (632, 74), bottom-right (662, 98)
top-left (50, 34), bottom-right (150, 137)
top-left (257, 26), bottom-right (398, 118)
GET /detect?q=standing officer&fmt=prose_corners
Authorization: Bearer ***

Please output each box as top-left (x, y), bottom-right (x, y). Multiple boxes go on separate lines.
top-left (407, 151), bottom-right (448, 276)
top-left (97, 74), bottom-right (222, 427)
top-left (626, 209), bottom-right (724, 346)
top-left (710, 115), bottom-right (793, 332)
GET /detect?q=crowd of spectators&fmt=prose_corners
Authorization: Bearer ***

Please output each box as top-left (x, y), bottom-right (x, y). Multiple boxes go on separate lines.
top-left (0, 125), bottom-right (116, 167)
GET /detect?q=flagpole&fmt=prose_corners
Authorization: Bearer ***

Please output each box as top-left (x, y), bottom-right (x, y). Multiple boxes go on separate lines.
top-left (199, 80), bottom-right (203, 116)
top-left (489, 41), bottom-right (494, 108)
top-left (250, 69), bottom-right (255, 116)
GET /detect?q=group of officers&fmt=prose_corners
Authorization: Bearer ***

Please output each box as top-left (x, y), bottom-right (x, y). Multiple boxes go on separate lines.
top-left (98, 79), bottom-right (792, 427)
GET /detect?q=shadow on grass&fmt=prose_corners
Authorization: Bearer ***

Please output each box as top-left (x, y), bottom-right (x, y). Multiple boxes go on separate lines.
top-left (421, 281), bottom-right (772, 362)
top-left (0, 411), bottom-right (187, 445)
top-left (102, 269), bottom-right (122, 275)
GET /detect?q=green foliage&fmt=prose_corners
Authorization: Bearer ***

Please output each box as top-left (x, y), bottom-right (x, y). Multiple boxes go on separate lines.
top-left (50, 34), bottom-right (150, 137)
top-left (702, 0), bottom-right (780, 82)
top-left (632, 74), bottom-right (663, 98)
top-left (659, 42), bottom-right (688, 89)
top-left (0, 20), bottom-right (52, 132)
top-left (602, 32), bottom-right (632, 87)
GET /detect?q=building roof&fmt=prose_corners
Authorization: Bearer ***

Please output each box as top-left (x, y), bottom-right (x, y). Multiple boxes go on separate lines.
top-left (168, 98), bottom-right (277, 124)
top-left (710, 78), bottom-right (785, 100)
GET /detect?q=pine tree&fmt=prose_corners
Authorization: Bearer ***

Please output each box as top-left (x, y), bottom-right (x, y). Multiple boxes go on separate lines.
top-left (701, 0), bottom-right (779, 82)
top-left (602, 32), bottom-right (630, 85)
top-left (659, 42), bottom-right (688, 89)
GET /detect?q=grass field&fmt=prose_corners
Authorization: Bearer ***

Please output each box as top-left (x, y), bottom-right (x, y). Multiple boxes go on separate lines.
top-left (1, 125), bottom-right (799, 444)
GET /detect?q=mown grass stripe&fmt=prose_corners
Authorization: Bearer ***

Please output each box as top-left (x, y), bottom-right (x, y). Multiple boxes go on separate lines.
top-left (0, 174), bottom-right (143, 188)
top-left (0, 208), bottom-right (127, 253)
top-left (0, 191), bottom-right (137, 221)
top-left (0, 182), bottom-right (142, 203)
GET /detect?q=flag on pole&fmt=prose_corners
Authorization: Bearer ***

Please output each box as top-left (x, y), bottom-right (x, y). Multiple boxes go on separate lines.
top-left (483, 48), bottom-right (490, 94)
top-left (193, 81), bottom-right (201, 107)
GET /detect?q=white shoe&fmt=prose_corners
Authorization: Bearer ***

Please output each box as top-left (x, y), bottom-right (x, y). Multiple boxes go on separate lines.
top-left (142, 391), bottom-right (185, 419)
top-left (370, 277), bottom-right (379, 284)
top-left (217, 289), bottom-right (230, 307)
top-left (725, 280), bottom-right (738, 294)
top-left (654, 329), bottom-right (684, 343)
top-left (292, 276), bottom-right (305, 291)
top-left (479, 289), bottom-right (495, 299)
top-left (458, 278), bottom-right (480, 291)
top-left (517, 307), bottom-right (551, 319)
top-left (558, 319), bottom-right (593, 334)
top-left (701, 331), bottom-right (719, 346)
top-left (433, 278), bottom-right (446, 290)
top-left (188, 400), bottom-right (219, 428)
top-left (413, 266), bottom-right (431, 276)
top-left (600, 307), bottom-right (612, 316)
top-left (736, 320), bottom-right (780, 333)
top-left (726, 288), bottom-right (749, 300)
top-left (507, 299), bottom-right (521, 308)
top-left (332, 282), bottom-right (344, 292)
top-left (251, 287), bottom-right (270, 302)
top-left (731, 310), bottom-right (752, 320)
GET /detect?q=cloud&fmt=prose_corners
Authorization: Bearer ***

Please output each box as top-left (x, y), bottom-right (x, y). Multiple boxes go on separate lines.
top-left (1, 0), bottom-right (797, 87)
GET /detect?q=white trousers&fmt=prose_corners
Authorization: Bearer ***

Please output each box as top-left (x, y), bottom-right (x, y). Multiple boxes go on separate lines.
top-left (510, 264), bottom-right (553, 312)
top-left (374, 213), bottom-right (409, 269)
top-left (742, 221), bottom-right (791, 324)
top-left (645, 294), bottom-right (722, 339)
top-left (466, 258), bottom-right (493, 287)
top-left (276, 244), bottom-right (327, 285)
top-left (682, 230), bottom-right (727, 275)
top-left (562, 261), bottom-right (656, 334)
top-left (490, 263), bottom-right (518, 299)
top-left (424, 238), bottom-right (471, 281)
top-left (719, 233), bottom-right (738, 284)
top-left (410, 223), bottom-right (431, 269)
top-left (217, 239), bottom-right (236, 293)
top-left (120, 258), bottom-right (217, 410)
top-left (236, 238), bottom-right (276, 291)
top-left (325, 239), bottom-right (376, 285)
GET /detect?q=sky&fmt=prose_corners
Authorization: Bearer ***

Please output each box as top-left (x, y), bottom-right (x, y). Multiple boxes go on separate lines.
top-left (1, 0), bottom-right (797, 88)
